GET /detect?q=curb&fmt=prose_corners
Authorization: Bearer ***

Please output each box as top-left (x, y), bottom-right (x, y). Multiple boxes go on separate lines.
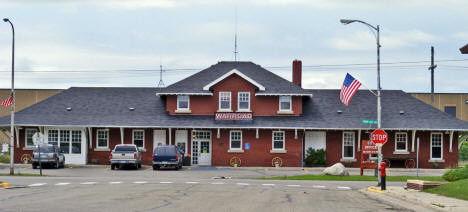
top-left (367, 186), bottom-right (384, 193)
top-left (2, 182), bottom-right (9, 188)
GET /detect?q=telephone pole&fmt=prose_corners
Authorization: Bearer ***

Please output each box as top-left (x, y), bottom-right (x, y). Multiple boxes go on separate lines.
top-left (429, 46), bottom-right (437, 106)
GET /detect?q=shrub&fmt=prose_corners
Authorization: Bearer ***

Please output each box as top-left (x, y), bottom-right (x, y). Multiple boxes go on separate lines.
top-left (443, 166), bottom-right (468, 182)
top-left (304, 148), bottom-right (326, 167)
top-left (0, 153), bottom-right (10, 163)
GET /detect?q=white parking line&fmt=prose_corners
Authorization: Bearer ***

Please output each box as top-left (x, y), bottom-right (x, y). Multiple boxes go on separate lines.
top-left (313, 185), bottom-right (326, 189)
top-left (185, 182), bottom-right (198, 184)
top-left (211, 182), bottom-right (225, 185)
top-left (28, 183), bottom-right (46, 187)
top-left (109, 182), bottom-right (122, 184)
top-left (133, 181), bottom-right (147, 184)
top-left (55, 183), bottom-right (70, 186)
top-left (262, 184), bottom-right (275, 186)
top-left (236, 183), bottom-right (249, 186)
top-left (80, 182), bottom-right (97, 185)
top-left (337, 186), bottom-right (351, 190)
top-left (287, 185), bottom-right (301, 187)
top-left (160, 182), bottom-right (173, 184)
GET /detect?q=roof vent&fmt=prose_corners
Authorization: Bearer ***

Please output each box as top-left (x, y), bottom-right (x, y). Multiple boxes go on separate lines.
top-left (129, 107), bottom-right (135, 111)
top-left (399, 110), bottom-right (405, 115)
top-left (66, 107), bottom-right (72, 111)
top-left (337, 110), bottom-right (343, 114)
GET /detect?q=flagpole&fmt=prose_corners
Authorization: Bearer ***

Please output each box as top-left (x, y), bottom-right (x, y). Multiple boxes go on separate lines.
top-left (353, 76), bottom-right (378, 97)
top-left (3, 18), bottom-right (15, 175)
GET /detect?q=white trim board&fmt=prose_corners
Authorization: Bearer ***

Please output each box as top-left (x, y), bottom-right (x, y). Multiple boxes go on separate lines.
top-left (202, 69), bottom-right (266, 91)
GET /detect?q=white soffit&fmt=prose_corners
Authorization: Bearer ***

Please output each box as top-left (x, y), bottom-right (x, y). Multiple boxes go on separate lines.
top-left (202, 69), bottom-right (266, 91)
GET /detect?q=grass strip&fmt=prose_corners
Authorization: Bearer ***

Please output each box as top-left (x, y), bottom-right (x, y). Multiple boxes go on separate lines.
top-left (257, 174), bottom-right (444, 182)
top-left (423, 179), bottom-right (468, 201)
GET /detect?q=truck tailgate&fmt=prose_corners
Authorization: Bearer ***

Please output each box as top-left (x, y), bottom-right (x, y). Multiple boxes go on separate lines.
top-left (112, 152), bottom-right (135, 160)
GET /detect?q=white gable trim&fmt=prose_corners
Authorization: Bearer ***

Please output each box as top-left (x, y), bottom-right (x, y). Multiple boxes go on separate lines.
top-left (202, 69), bottom-right (265, 91)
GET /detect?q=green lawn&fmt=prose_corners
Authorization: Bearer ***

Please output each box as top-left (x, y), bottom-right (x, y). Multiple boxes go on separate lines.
top-left (258, 174), bottom-right (445, 182)
top-left (423, 179), bottom-right (468, 201)
top-left (0, 173), bottom-right (50, 177)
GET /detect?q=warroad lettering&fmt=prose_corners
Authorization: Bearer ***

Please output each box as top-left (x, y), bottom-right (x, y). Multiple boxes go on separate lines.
top-left (215, 112), bottom-right (253, 120)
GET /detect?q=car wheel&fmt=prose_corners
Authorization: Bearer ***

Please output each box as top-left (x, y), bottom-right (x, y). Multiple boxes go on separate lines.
top-left (32, 164), bottom-right (37, 169)
top-left (152, 165), bottom-right (160, 170)
top-left (55, 161), bottom-right (60, 169)
top-left (138, 163), bottom-right (141, 169)
top-left (111, 164), bottom-right (115, 170)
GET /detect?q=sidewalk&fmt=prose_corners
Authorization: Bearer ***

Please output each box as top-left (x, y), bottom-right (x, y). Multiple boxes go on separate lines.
top-left (363, 186), bottom-right (468, 212)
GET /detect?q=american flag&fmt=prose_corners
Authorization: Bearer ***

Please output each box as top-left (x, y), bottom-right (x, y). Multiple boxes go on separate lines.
top-left (340, 73), bottom-right (361, 106)
top-left (0, 94), bottom-right (13, 107)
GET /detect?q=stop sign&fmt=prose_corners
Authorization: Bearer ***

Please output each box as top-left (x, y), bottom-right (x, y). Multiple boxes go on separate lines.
top-left (371, 129), bottom-right (388, 146)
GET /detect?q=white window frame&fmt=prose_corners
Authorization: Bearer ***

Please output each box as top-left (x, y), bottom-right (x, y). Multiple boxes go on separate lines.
top-left (132, 130), bottom-right (145, 149)
top-left (430, 132), bottom-right (443, 160)
top-left (229, 130), bottom-right (242, 150)
top-left (342, 132), bottom-right (355, 159)
top-left (219, 91), bottom-right (231, 111)
top-left (394, 132), bottom-right (408, 152)
top-left (177, 95), bottom-right (190, 110)
top-left (25, 128), bottom-right (38, 147)
top-left (272, 131), bottom-right (285, 151)
top-left (237, 92), bottom-right (250, 111)
top-left (96, 129), bottom-right (109, 149)
top-left (279, 96), bottom-right (292, 111)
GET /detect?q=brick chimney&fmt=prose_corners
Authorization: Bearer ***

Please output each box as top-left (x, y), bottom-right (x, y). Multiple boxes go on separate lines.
top-left (292, 60), bottom-right (302, 87)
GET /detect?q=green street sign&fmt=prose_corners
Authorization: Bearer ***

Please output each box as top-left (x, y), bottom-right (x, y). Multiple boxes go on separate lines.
top-left (362, 120), bottom-right (378, 125)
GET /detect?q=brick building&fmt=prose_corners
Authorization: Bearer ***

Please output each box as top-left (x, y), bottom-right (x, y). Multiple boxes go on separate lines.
top-left (1, 61), bottom-right (467, 168)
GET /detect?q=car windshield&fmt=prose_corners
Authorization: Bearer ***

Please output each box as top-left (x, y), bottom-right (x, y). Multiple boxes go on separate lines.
top-left (154, 146), bottom-right (177, 155)
top-left (115, 146), bottom-right (137, 152)
top-left (33, 146), bottom-right (55, 153)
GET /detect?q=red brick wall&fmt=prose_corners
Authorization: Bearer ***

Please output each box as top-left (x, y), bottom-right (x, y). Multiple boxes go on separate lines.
top-left (211, 129), bottom-right (303, 167)
top-left (325, 130), bottom-right (459, 168)
top-left (166, 74), bottom-right (302, 116)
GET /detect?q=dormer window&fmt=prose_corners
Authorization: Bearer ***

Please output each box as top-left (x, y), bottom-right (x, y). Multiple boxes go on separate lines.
top-left (279, 96), bottom-right (292, 111)
top-left (219, 91), bottom-right (231, 111)
top-left (238, 92), bottom-right (250, 111)
top-left (177, 95), bottom-right (190, 110)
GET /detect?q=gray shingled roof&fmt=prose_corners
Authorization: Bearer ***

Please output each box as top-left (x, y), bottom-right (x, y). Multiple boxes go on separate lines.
top-left (157, 61), bottom-right (311, 95)
top-left (0, 87), bottom-right (467, 131)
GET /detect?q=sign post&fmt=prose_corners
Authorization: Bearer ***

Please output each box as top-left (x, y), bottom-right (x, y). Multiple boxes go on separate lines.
top-left (33, 133), bottom-right (44, 176)
top-left (371, 129), bottom-right (388, 185)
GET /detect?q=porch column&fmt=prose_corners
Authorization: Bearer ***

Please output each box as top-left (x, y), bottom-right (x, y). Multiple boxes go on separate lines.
top-left (120, 127), bottom-right (124, 144)
top-left (449, 131), bottom-right (454, 152)
top-left (88, 127), bottom-right (92, 148)
top-left (411, 130), bottom-right (416, 152)
top-left (357, 129), bottom-right (361, 152)
top-left (169, 128), bottom-right (172, 145)
top-left (294, 129), bottom-right (298, 139)
top-left (256, 128), bottom-right (259, 139)
top-left (217, 128), bottom-right (220, 139)
top-left (14, 126), bottom-right (19, 148)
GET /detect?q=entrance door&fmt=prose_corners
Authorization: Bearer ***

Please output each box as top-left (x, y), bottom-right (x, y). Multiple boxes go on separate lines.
top-left (175, 130), bottom-right (188, 156)
top-left (305, 131), bottom-right (326, 152)
top-left (46, 128), bottom-right (86, 165)
top-left (191, 131), bottom-right (211, 166)
top-left (153, 130), bottom-right (166, 151)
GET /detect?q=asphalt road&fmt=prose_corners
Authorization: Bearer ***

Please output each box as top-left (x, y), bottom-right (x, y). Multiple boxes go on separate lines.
top-left (0, 165), bottom-right (432, 212)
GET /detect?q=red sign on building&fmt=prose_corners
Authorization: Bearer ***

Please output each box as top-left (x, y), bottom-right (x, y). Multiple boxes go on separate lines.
top-left (362, 140), bottom-right (378, 154)
top-left (215, 112), bottom-right (253, 120)
top-left (371, 129), bottom-right (388, 146)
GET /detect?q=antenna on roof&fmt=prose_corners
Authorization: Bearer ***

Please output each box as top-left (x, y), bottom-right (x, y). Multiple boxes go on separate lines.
top-left (157, 65), bottom-right (165, 88)
top-left (233, 7), bottom-right (239, 61)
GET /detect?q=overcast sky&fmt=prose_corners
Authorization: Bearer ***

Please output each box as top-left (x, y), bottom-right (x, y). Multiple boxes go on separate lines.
top-left (0, 0), bottom-right (467, 92)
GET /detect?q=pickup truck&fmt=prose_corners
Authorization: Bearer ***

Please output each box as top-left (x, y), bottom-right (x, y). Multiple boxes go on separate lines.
top-left (152, 145), bottom-right (184, 170)
top-left (109, 144), bottom-right (142, 170)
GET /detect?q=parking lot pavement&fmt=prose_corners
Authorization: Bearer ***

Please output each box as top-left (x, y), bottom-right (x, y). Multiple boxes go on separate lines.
top-left (0, 179), bottom-right (412, 212)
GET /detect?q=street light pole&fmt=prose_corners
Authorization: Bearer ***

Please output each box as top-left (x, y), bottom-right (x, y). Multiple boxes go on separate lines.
top-left (340, 19), bottom-right (382, 184)
top-left (3, 18), bottom-right (15, 175)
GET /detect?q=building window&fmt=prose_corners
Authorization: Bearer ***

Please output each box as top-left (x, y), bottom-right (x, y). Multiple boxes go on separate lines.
top-left (48, 130), bottom-right (58, 146)
top-left (60, 130), bottom-right (70, 154)
top-left (395, 132), bottom-right (407, 152)
top-left (279, 96), bottom-right (291, 111)
top-left (96, 129), bottom-right (109, 148)
top-left (230, 131), bottom-right (242, 150)
top-left (219, 92), bottom-right (231, 110)
top-left (272, 131), bottom-right (285, 150)
top-left (342, 132), bottom-right (355, 159)
top-left (177, 95), bottom-right (189, 110)
top-left (25, 129), bottom-right (37, 147)
top-left (431, 133), bottom-right (443, 160)
top-left (238, 92), bottom-right (250, 111)
top-left (71, 130), bottom-right (82, 154)
top-left (444, 106), bottom-right (456, 117)
top-left (133, 130), bottom-right (145, 148)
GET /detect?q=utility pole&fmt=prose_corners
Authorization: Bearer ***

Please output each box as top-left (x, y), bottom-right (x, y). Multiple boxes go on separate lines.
top-left (429, 46), bottom-right (437, 106)
top-left (233, 7), bottom-right (238, 61)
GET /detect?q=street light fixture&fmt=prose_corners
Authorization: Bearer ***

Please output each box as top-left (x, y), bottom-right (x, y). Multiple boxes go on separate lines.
top-left (3, 17), bottom-right (15, 175)
top-left (340, 18), bottom-right (382, 183)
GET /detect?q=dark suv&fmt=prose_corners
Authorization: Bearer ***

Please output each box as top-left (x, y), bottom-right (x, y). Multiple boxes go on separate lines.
top-left (152, 145), bottom-right (184, 170)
